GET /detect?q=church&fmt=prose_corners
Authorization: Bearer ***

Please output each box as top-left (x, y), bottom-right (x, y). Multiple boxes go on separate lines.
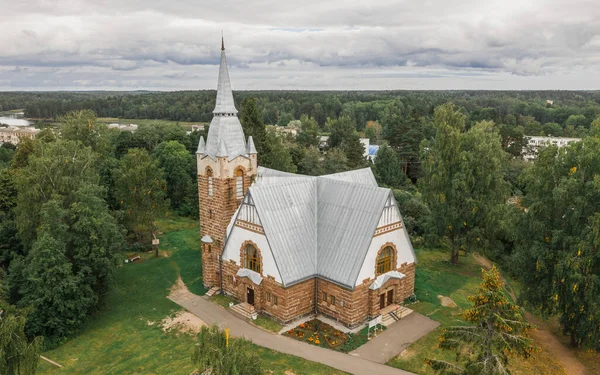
top-left (196, 39), bottom-right (416, 328)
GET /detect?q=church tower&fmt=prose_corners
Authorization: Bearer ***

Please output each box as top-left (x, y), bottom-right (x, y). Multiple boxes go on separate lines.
top-left (197, 38), bottom-right (258, 288)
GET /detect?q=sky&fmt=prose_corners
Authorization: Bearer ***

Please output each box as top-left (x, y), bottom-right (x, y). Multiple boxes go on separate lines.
top-left (1, 0), bottom-right (600, 91)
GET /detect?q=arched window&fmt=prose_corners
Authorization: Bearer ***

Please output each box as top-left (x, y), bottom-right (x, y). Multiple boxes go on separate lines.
top-left (235, 168), bottom-right (244, 199)
top-left (376, 246), bottom-right (394, 275)
top-left (206, 168), bottom-right (213, 197)
top-left (244, 244), bottom-right (260, 273)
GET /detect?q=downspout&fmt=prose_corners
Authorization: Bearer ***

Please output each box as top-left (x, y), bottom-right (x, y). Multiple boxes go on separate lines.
top-left (314, 278), bottom-right (318, 316)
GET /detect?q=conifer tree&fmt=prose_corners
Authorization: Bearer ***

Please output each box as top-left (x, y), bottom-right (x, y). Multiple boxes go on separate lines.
top-left (426, 266), bottom-right (538, 375)
top-left (240, 98), bottom-right (267, 156)
top-left (374, 143), bottom-right (405, 187)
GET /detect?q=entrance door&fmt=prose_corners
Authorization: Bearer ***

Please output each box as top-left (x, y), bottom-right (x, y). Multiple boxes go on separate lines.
top-left (387, 289), bottom-right (394, 306)
top-left (379, 293), bottom-right (385, 309)
top-left (247, 287), bottom-right (255, 305)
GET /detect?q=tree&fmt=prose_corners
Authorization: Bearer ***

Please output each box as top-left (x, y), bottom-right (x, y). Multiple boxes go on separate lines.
top-left (260, 132), bottom-right (297, 173)
top-left (420, 104), bottom-right (510, 264)
top-left (364, 121), bottom-right (383, 144)
top-left (191, 325), bottom-right (262, 375)
top-left (153, 141), bottom-right (195, 211)
top-left (59, 110), bottom-right (109, 152)
top-left (382, 113), bottom-right (424, 177)
top-left (114, 148), bottom-right (168, 244)
top-left (374, 143), bottom-right (405, 187)
top-left (514, 137), bottom-right (600, 347)
top-left (0, 313), bottom-right (42, 375)
top-left (342, 133), bottom-right (367, 169)
top-left (296, 115), bottom-right (319, 147)
top-left (0, 169), bottom-right (21, 267)
top-left (541, 122), bottom-right (562, 137)
top-left (323, 148), bottom-right (349, 174)
top-left (298, 146), bottom-right (324, 176)
top-left (326, 116), bottom-right (356, 149)
top-left (19, 200), bottom-right (95, 339)
top-left (240, 98), bottom-right (267, 156)
top-left (426, 266), bottom-right (538, 375)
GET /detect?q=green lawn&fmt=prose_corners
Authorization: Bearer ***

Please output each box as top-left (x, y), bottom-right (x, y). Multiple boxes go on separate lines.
top-left (387, 249), bottom-right (568, 375)
top-left (38, 217), bottom-right (346, 375)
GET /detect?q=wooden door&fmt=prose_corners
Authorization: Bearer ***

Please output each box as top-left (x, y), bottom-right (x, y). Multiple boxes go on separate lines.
top-left (387, 289), bottom-right (394, 306)
top-left (247, 287), bottom-right (254, 305)
top-left (379, 293), bottom-right (385, 309)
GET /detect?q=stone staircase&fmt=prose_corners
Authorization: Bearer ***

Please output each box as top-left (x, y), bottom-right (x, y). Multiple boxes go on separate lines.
top-left (381, 305), bottom-right (413, 327)
top-left (230, 302), bottom-right (256, 320)
top-left (203, 286), bottom-right (220, 300)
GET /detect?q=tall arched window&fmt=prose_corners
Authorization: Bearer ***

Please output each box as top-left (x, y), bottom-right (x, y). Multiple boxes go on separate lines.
top-left (206, 168), bottom-right (213, 197)
top-left (376, 246), bottom-right (394, 275)
top-left (244, 244), bottom-right (260, 273)
top-left (235, 168), bottom-right (244, 199)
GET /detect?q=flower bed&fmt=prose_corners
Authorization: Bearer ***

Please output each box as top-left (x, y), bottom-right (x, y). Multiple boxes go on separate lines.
top-left (284, 319), bottom-right (350, 351)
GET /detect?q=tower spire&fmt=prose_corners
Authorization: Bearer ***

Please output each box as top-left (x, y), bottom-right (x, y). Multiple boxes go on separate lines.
top-left (221, 31), bottom-right (225, 51)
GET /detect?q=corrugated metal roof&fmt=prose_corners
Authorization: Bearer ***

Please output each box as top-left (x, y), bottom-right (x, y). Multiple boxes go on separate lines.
top-left (235, 167), bottom-right (399, 288)
top-left (316, 178), bottom-right (389, 287)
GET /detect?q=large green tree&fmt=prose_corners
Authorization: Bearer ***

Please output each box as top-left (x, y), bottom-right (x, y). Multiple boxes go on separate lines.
top-left (153, 140), bottom-right (195, 211)
top-left (420, 104), bottom-right (510, 264)
top-left (296, 115), bottom-right (320, 147)
top-left (323, 148), bottom-right (349, 174)
top-left (240, 98), bottom-right (267, 156)
top-left (374, 142), bottom-right (405, 187)
top-left (514, 137), bottom-right (600, 347)
top-left (260, 132), bottom-right (297, 173)
top-left (59, 110), bottom-right (109, 152)
top-left (114, 148), bottom-right (168, 244)
top-left (426, 266), bottom-right (538, 375)
top-left (298, 146), bottom-right (324, 176)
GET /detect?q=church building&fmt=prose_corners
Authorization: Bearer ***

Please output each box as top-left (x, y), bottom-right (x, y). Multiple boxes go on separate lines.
top-left (197, 39), bottom-right (416, 328)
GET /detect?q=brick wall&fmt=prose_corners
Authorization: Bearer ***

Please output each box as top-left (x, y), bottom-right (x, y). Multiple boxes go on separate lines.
top-left (198, 164), bottom-right (253, 288)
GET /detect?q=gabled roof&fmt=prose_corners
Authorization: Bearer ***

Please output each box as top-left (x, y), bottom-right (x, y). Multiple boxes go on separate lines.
top-left (233, 167), bottom-right (403, 288)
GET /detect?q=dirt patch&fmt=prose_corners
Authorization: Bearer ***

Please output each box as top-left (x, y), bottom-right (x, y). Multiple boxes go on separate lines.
top-left (398, 348), bottom-right (415, 359)
top-left (473, 253), bottom-right (493, 270)
top-left (161, 310), bottom-right (206, 335)
top-left (527, 313), bottom-right (587, 375)
top-left (169, 276), bottom-right (195, 301)
top-left (437, 295), bottom-right (458, 308)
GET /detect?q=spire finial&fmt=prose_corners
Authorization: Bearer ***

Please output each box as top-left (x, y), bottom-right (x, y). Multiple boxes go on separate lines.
top-left (221, 31), bottom-right (225, 51)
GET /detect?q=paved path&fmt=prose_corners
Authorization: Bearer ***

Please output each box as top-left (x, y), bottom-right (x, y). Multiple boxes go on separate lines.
top-left (350, 313), bottom-right (440, 363)
top-left (169, 293), bottom-right (417, 375)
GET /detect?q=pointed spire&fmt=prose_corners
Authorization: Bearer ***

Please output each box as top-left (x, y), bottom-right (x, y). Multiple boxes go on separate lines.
top-left (196, 136), bottom-right (206, 154)
top-left (221, 32), bottom-right (225, 51)
top-left (213, 39), bottom-right (237, 114)
top-left (247, 136), bottom-right (257, 154)
top-left (217, 139), bottom-right (228, 158)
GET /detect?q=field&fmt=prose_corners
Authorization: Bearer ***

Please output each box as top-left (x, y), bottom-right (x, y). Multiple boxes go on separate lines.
top-left (387, 249), bottom-right (589, 375)
top-left (97, 117), bottom-right (207, 129)
top-left (37, 217), bottom-right (346, 375)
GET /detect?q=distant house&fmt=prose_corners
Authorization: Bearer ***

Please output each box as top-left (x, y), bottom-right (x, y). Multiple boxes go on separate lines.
top-left (0, 126), bottom-right (40, 145)
top-left (546, 100), bottom-right (554, 105)
top-left (523, 135), bottom-right (581, 161)
top-left (191, 124), bottom-right (205, 132)
top-left (108, 123), bottom-right (138, 132)
top-left (367, 145), bottom-right (380, 161)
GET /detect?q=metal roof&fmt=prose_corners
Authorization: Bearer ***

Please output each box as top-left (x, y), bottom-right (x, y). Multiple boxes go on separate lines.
top-left (235, 167), bottom-right (402, 289)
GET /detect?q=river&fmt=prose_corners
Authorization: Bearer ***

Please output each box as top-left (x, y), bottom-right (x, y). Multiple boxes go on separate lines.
top-left (0, 112), bottom-right (32, 126)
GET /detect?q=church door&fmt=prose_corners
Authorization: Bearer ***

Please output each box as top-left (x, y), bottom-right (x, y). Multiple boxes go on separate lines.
top-left (379, 293), bottom-right (385, 309)
top-left (247, 287), bottom-right (255, 305)
top-left (387, 289), bottom-right (394, 306)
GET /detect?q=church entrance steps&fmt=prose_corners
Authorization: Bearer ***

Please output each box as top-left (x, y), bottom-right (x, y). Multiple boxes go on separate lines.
top-left (230, 302), bottom-right (256, 320)
top-left (203, 286), bottom-right (220, 299)
top-left (381, 305), bottom-right (413, 327)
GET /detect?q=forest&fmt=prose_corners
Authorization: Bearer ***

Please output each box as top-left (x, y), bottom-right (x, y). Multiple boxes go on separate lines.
top-left (1, 89), bottom-right (600, 373)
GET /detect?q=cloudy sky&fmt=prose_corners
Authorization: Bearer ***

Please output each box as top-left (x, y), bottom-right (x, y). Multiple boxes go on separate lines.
top-left (1, 0), bottom-right (600, 90)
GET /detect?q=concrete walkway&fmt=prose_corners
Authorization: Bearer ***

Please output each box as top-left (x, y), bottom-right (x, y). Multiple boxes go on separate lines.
top-left (169, 292), bottom-right (417, 375)
top-left (350, 312), bottom-right (440, 363)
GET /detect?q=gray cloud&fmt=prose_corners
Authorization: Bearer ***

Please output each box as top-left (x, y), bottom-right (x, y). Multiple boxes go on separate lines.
top-left (1, 0), bottom-right (600, 90)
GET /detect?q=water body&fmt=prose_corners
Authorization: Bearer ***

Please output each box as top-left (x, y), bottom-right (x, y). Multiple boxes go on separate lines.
top-left (0, 112), bottom-right (31, 126)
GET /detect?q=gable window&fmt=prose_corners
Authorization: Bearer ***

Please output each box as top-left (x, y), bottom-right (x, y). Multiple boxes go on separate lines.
top-left (244, 243), bottom-right (261, 273)
top-left (206, 168), bottom-right (213, 197)
top-left (235, 169), bottom-right (244, 199)
top-left (376, 246), bottom-right (394, 275)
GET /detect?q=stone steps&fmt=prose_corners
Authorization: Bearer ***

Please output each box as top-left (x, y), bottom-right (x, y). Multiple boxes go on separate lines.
top-left (381, 306), bottom-right (413, 327)
top-left (230, 302), bottom-right (256, 320)
top-left (203, 286), bottom-right (220, 300)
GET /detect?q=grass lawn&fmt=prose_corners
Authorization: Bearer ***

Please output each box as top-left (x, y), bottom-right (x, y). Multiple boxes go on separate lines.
top-left (387, 248), bottom-right (568, 375)
top-left (253, 314), bottom-right (284, 333)
top-left (37, 216), bottom-right (346, 375)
